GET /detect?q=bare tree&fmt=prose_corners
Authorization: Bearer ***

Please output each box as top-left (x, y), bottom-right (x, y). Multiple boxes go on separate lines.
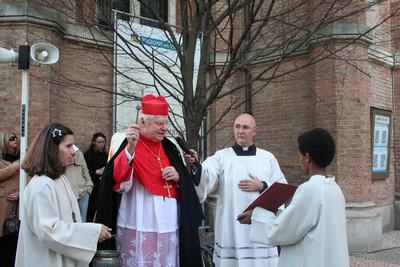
top-left (38, 0), bottom-right (397, 148)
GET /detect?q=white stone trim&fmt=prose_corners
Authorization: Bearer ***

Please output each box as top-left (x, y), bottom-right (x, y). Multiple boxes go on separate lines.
top-left (368, 45), bottom-right (395, 67)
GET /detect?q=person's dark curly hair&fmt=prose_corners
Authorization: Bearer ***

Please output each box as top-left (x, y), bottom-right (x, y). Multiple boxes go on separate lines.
top-left (297, 128), bottom-right (335, 168)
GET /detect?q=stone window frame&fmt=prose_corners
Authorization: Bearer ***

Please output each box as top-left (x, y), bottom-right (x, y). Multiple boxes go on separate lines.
top-left (131, 0), bottom-right (176, 27)
top-left (370, 108), bottom-right (392, 179)
top-left (102, 1), bottom-right (176, 27)
top-left (97, 0), bottom-right (113, 26)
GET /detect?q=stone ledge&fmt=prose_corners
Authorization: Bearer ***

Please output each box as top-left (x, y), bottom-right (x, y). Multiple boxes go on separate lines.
top-left (347, 201), bottom-right (376, 210)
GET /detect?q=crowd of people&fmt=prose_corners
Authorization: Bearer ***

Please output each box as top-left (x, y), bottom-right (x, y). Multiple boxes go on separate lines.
top-left (1, 93), bottom-right (350, 267)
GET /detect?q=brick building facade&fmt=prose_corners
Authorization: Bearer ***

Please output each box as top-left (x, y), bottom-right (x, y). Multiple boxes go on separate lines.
top-left (208, 0), bottom-right (400, 253)
top-left (0, 0), bottom-right (113, 151)
top-left (1, 0), bottom-right (399, 253)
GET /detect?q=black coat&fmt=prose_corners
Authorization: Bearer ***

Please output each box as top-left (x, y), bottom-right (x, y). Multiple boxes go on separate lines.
top-left (95, 138), bottom-right (204, 267)
top-left (84, 149), bottom-right (108, 222)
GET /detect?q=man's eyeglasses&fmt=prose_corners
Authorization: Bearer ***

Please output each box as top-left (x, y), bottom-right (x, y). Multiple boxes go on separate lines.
top-left (9, 136), bottom-right (17, 142)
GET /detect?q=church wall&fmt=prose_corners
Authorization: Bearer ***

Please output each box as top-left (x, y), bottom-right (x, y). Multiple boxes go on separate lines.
top-left (251, 56), bottom-right (315, 186)
top-left (207, 0), bottom-right (397, 252)
top-left (207, 71), bottom-right (247, 156)
top-left (0, 23), bottom-right (53, 142)
top-left (0, 2), bottom-right (113, 152)
top-left (2, 0), bottom-right (400, 254)
top-left (368, 60), bottom-right (395, 207)
top-left (54, 40), bottom-right (113, 151)
top-left (390, 0), bottom-right (400, 214)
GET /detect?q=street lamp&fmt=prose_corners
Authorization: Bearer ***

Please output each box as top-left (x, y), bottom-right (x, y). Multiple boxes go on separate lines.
top-left (0, 43), bottom-right (59, 217)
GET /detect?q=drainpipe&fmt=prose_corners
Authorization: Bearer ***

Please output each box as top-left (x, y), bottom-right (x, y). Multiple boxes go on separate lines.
top-left (244, 4), bottom-right (252, 113)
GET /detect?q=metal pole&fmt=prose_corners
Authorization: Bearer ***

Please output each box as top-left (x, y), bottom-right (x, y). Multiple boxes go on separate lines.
top-left (112, 10), bottom-right (118, 133)
top-left (19, 69), bottom-right (29, 218)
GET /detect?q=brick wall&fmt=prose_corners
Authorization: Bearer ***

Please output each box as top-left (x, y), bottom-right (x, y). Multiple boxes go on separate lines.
top-left (207, 71), bottom-right (246, 155)
top-left (0, 4), bottom-right (113, 154)
top-left (1, 0), bottom-right (398, 208)
top-left (0, 24), bottom-right (52, 142)
top-left (208, 0), bottom-right (397, 207)
top-left (252, 55), bottom-right (315, 185)
top-left (54, 40), bottom-right (113, 151)
top-left (391, 0), bottom-right (400, 197)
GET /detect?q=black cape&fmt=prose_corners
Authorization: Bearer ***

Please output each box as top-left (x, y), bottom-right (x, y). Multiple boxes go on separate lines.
top-left (95, 138), bottom-right (204, 267)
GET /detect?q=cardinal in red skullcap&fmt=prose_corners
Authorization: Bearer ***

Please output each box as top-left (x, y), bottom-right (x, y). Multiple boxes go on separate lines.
top-left (95, 93), bottom-right (203, 267)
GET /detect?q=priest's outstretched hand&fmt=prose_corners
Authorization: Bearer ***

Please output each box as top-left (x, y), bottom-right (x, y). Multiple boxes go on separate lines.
top-left (183, 149), bottom-right (198, 166)
top-left (238, 174), bottom-right (263, 192)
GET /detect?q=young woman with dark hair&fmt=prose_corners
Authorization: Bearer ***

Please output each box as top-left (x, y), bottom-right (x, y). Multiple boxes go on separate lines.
top-left (84, 132), bottom-right (108, 222)
top-left (15, 123), bottom-right (112, 267)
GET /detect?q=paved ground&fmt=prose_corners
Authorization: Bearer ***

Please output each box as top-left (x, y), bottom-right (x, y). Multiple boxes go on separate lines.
top-left (350, 231), bottom-right (400, 267)
top-left (200, 229), bottom-right (400, 266)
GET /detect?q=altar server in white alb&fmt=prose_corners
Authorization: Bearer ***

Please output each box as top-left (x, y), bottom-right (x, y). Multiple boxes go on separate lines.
top-left (15, 123), bottom-right (112, 267)
top-left (238, 128), bottom-right (350, 267)
top-left (185, 113), bottom-right (286, 267)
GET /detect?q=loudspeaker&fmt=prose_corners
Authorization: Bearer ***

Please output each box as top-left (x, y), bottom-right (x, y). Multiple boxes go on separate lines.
top-left (30, 43), bottom-right (59, 65)
top-left (0, 47), bottom-right (18, 64)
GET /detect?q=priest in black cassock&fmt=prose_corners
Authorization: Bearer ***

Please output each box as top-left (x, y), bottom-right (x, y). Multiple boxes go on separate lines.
top-left (95, 94), bottom-right (203, 267)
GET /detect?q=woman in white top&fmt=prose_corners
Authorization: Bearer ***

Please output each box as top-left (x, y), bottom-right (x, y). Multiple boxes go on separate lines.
top-left (15, 123), bottom-right (112, 267)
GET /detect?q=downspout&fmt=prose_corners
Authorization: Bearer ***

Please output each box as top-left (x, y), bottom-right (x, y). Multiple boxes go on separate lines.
top-left (244, 4), bottom-right (252, 113)
top-left (392, 53), bottom-right (399, 201)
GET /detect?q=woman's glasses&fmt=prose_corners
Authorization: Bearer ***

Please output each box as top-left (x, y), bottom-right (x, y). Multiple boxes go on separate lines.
top-left (9, 136), bottom-right (17, 142)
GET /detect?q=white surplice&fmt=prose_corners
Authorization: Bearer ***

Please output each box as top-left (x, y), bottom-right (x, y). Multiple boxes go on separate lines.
top-left (250, 175), bottom-right (350, 267)
top-left (115, 148), bottom-right (179, 267)
top-left (197, 147), bottom-right (286, 267)
top-left (15, 175), bottom-right (101, 267)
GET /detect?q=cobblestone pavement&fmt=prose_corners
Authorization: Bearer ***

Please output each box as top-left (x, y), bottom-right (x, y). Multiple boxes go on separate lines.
top-left (200, 229), bottom-right (400, 267)
top-left (350, 231), bottom-right (400, 267)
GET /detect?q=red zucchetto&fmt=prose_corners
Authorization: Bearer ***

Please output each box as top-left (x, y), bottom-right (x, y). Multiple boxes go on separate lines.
top-left (141, 93), bottom-right (169, 115)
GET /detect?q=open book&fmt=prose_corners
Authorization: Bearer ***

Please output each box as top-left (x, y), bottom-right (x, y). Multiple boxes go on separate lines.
top-left (243, 182), bottom-right (298, 213)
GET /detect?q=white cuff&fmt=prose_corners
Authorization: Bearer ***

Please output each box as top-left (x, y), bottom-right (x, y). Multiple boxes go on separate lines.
top-left (125, 148), bottom-right (135, 164)
top-left (250, 207), bottom-right (276, 245)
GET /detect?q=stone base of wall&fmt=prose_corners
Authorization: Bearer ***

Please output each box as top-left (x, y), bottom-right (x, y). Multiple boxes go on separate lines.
top-left (375, 204), bottom-right (395, 233)
top-left (346, 202), bottom-right (387, 253)
top-left (204, 199), bottom-right (396, 254)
